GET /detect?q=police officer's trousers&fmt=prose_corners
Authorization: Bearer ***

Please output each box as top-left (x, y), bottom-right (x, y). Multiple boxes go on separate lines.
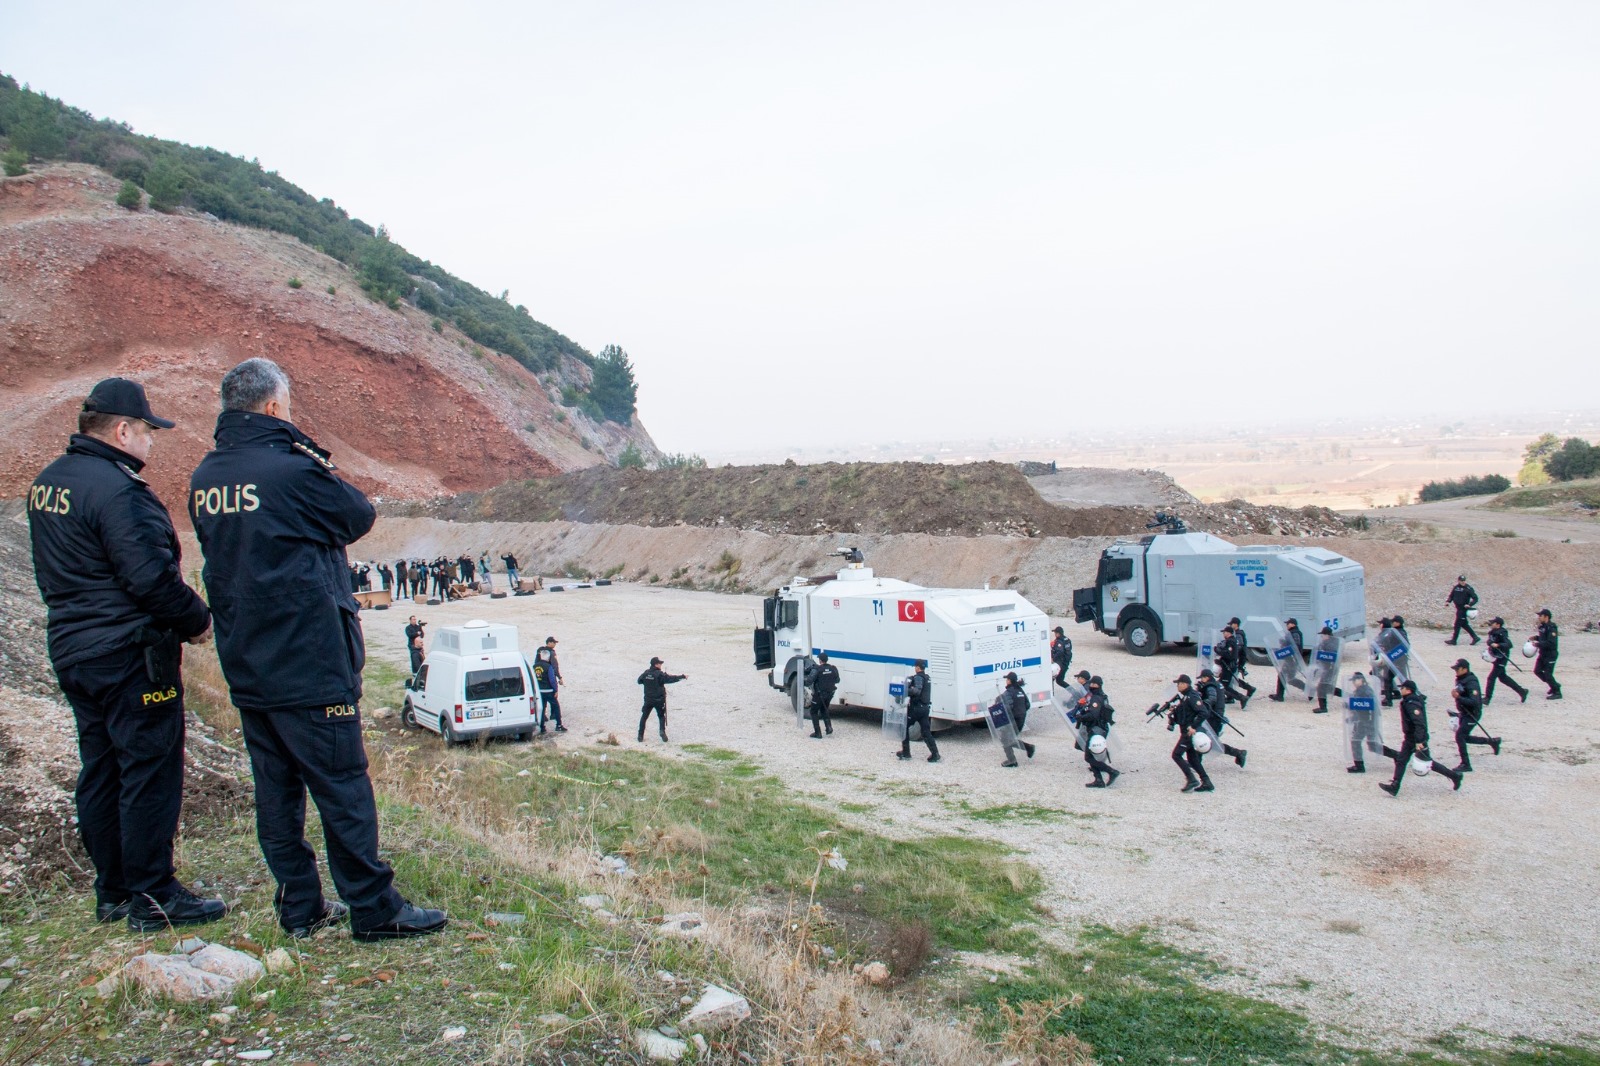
top-left (1534, 654), bottom-right (1560, 696)
top-left (638, 698), bottom-right (667, 740)
top-left (540, 688), bottom-right (562, 729)
top-left (1484, 661), bottom-right (1526, 702)
top-left (1450, 611), bottom-right (1478, 644)
top-left (238, 706), bottom-right (403, 931)
top-left (901, 710), bottom-right (938, 758)
top-left (58, 647), bottom-right (184, 905)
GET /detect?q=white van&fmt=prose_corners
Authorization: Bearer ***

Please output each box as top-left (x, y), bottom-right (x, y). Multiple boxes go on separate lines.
top-left (402, 620), bottom-right (539, 743)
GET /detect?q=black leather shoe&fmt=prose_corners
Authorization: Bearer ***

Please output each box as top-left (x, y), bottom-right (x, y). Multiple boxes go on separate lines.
top-left (287, 901), bottom-right (350, 940)
top-left (1023, 743), bottom-right (1036, 759)
top-left (1491, 738), bottom-right (1502, 756)
top-left (1234, 750), bottom-right (1248, 769)
top-left (1086, 778), bottom-right (1106, 788)
top-left (1105, 768), bottom-right (1120, 787)
top-left (1181, 780), bottom-right (1199, 793)
top-left (128, 884), bottom-right (228, 932)
top-left (1194, 782), bottom-right (1215, 793)
top-left (352, 903), bottom-right (448, 943)
top-left (96, 899), bottom-right (131, 923)
top-left (1379, 781), bottom-right (1399, 797)
top-left (926, 754), bottom-right (941, 763)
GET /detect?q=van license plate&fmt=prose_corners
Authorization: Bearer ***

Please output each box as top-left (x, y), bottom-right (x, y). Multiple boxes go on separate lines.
top-left (466, 708), bottom-right (493, 720)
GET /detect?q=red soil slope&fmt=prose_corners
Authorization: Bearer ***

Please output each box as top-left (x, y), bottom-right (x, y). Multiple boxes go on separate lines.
top-left (0, 165), bottom-right (656, 518)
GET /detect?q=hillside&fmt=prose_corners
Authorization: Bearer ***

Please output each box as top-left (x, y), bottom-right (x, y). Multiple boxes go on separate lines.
top-left (0, 163), bottom-right (661, 511)
top-left (396, 461), bottom-right (1351, 538)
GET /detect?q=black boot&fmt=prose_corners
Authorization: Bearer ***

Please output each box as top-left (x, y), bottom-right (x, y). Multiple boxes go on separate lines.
top-left (1194, 776), bottom-right (1215, 793)
top-left (1314, 698), bottom-right (1328, 714)
top-left (1347, 762), bottom-right (1365, 773)
top-left (1379, 780), bottom-right (1399, 797)
top-left (1181, 775), bottom-right (1200, 793)
top-left (1086, 773), bottom-right (1106, 788)
top-left (128, 883), bottom-right (228, 932)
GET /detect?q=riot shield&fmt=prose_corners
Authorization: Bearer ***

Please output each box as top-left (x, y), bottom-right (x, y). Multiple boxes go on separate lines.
top-left (1196, 616), bottom-right (1224, 675)
top-left (1251, 616), bottom-right (1307, 698)
top-left (1396, 629), bottom-right (1438, 685)
top-left (787, 655), bottom-right (811, 730)
top-left (1378, 628), bottom-right (1437, 687)
top-left (882, 680), bottom-right (908, 741)
top-left (1341, 677), bottom-right (1385, 766)
top-left (1055, 681), bottom-right (1089, 751)
top-left (983, 692), bottom-right (1020, 756)
top-left (1304, 633), bottom-right (1343, 702)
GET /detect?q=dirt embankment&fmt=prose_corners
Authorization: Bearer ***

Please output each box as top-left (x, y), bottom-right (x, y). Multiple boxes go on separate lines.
top-left (396, 461), bottom-right (1350, 539)
top-left (0, 165), bottom-right (660, 513)
top-left (358, 516), bottom-right (1600, 628)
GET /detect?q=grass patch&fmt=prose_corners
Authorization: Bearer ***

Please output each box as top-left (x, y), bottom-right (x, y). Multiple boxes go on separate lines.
top-left (952, 800), bottom-right (1071, 824)
top-left (1488, 478), bottom-right (1600, 510)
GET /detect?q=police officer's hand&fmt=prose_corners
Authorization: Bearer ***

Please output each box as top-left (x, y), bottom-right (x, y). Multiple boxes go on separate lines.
top-left (187, 621), bottom-right (214, 646)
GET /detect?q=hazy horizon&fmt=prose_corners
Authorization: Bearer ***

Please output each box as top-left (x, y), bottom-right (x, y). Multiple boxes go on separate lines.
top-left (5, 1), bottom-right (1598, 455)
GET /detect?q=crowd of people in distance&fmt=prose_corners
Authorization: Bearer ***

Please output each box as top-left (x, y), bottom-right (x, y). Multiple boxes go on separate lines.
top-left (350, 552), bottom-right (537, 600)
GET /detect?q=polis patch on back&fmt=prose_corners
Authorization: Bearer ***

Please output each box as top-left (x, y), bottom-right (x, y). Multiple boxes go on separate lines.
top-left (192, 484), bottom-right (260, 517)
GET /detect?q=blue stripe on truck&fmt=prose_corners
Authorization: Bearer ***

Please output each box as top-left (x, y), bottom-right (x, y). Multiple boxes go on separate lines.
top-left (811, 648), bottom-right (921, 666)
top-left (973, 657), bottom-right (1043, 676)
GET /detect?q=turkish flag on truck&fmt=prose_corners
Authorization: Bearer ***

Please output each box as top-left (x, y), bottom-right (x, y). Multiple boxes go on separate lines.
top-left (897, 600), bottom-right (925, 623)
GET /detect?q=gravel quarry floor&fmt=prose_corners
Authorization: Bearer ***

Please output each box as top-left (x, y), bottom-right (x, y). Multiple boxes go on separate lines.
top-left (368, 580), bottom-right (1600, 1052)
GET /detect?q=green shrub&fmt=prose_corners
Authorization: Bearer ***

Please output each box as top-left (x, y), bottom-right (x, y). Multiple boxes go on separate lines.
top-left (656, 452), bottom-right (707, 471)
top-left (431, 317), bottom-right (443, 333)
top-left (1417, 474), bottom-right (1510, 502)
top-left (287, 277), bottom-right (302, 289)
top-left (616, 442), bottom-right (645, 469)
top-left (2, 146), bottom-right (28, 176)
top-left (1544, 438), bottom-right (1600, 482)
top-left (114, 179), bottom-right (141, 209)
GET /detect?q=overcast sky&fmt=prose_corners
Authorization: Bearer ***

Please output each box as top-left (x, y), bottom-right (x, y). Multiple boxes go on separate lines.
top-left (5, 1), bottom-right (1598, 455)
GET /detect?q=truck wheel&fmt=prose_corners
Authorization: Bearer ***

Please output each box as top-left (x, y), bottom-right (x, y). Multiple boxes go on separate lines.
top-left (440, 715), bottom-right (461, 746)
top-left (401, 699), bottom-right (418, 730)
top-left (1121, 616), bottom-right (1160, 656)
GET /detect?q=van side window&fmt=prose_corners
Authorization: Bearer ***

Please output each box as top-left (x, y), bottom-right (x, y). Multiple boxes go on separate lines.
top-left (414, 665), bottom-right (428, 692)
top-left (464, 667), bottom-right (526, 701)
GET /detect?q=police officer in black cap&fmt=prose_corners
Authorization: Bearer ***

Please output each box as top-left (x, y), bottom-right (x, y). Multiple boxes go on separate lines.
top-left (1449, 658), bottom-right (1500, 773)
top-left (895, 659), bottom-right (940, 763)
top-left (1380, 679), bottom-right (1463, 796)
top-left (637, 656), bottom-right (686, 741)
top-left (1266, 618), bottom-right (1302, 702)
top-left (805, 653), bottom-right (839, 738)
top-left (1163, 674), bottom-right (1214, 793)
top-left (29, 378), bottom-right (227, 930)
top-left (1482, 617), bottom-right (1527, 705)
top-left (1050, 626), bottom-right (1072, 686)
top-left (1444, 576), bottom-right (1480, 645)
top-left (189, 358), bottom-right (445, 942)
top-left (1532, 609), bottom-right (1562, 700)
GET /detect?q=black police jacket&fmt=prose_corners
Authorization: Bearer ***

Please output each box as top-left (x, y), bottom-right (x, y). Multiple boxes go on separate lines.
top-left (807, 662), bottom-right (840, 699)
top-left (905, 671), bottom-right (931, 711)
top-left (1536, 622), bottom-right (1559, 659)
top-left (29, 435), bottom-right (210, 670)
top-left (637, 667), bottom-right (684, 702)
top-left (1452, 672), bottom-right (1483, 717)
top-left (1172, 690), bottom-right (1207, 732)
top-left (1487, 627), bottom-right (1512, 663)
top-left (189, 412), bottom-right (375, 712)
top-left (1447, 583), bottom-right (1479, 610)
top-left (1400, 692), bottom-right (1430, 750)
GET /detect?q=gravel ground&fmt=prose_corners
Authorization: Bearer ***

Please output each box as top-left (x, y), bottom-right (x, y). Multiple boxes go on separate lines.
top-left (368, 581), bottom-right (1600, 1052)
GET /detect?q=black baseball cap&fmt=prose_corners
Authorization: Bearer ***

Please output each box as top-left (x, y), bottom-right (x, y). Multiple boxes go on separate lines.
top-left (1453, 658), bottom-right (1471, 670)
top-left (1004, 671), bottom-right (1019, 683)
top-left (82, 378), bottom-right (175, 429)
top-left (1174, 673), bottom-right (1192, 684)
top-left (650, 656), bottom-right (663, 665)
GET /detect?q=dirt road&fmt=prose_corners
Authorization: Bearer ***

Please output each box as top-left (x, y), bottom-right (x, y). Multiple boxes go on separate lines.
top-left (1355, 496), bottom-right (1600, 543)
top-left (367, 580), bottom-right (1599, 1051)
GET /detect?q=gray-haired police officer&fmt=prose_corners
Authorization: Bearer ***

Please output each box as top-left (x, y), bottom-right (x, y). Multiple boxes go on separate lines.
top-left (189, 358), bottom-right (444, 942)
top-left (29, 378), bottom-right (226, 931)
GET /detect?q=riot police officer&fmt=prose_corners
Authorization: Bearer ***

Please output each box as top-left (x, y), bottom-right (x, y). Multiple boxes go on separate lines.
top-left (190, 358), bottom-right (445, 942)
top-left (1445, 576), bottom-right (1480, 645)
top-left (1217, 623), bottom-right (1255, 708)
top-left (1533, 609), bottom-right (1562, 700)
top-left (806, 652), bottom-right (840, 738)
top-left (1050, 626), bottom-right (1072, 686)
top-left (1197, 668), bottom-right (1247, 768)
top-left (1267, 618), bottom-right (1303, 702)
top-left (28, 378), bottom-right (225, 931)
top-left (1482, 617), bottom-right (1527, 704)
top-left (1170, 674), bottom-right (1213, 792)
top-left (1380, 680), bottom-right (1463, 796)
top-left (895, 660), bottom-right (940, 763)
top-left (1077, 676), bottom-right (1118, 788)
top-left (1449, 658), bottom-right (1500, 773)
top-left (637, 656), bottom-right (686, 741)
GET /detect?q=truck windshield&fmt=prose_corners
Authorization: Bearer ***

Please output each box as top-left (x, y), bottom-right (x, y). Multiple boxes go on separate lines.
top-left (465, 667), bottom-right (525, 701)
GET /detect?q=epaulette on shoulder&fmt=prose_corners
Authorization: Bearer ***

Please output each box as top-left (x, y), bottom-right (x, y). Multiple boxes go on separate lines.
top-left (116, 462), bottom-right (149, 485)
top-left (292, 442), bottom-right (337, 471)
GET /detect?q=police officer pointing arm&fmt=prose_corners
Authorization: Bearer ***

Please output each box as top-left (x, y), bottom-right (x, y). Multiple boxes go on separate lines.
top-left (189, 358), bottom-right (444, 942)
top-left (29, 378), bottom-right (226, 931)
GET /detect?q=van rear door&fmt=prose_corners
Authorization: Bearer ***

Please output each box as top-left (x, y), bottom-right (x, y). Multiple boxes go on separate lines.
top-left (463, 663), bottom-right (526, 731)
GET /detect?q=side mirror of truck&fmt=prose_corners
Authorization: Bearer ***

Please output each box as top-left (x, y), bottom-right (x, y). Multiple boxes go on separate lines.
top-left (404, 678), bottom-right (415, 691)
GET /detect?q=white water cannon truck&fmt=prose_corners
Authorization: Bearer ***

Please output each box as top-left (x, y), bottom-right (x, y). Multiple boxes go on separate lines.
top-left (752, 549), bottom-right (1054, 724)
top-left (1072, 512), bottom-right (1368, 656)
